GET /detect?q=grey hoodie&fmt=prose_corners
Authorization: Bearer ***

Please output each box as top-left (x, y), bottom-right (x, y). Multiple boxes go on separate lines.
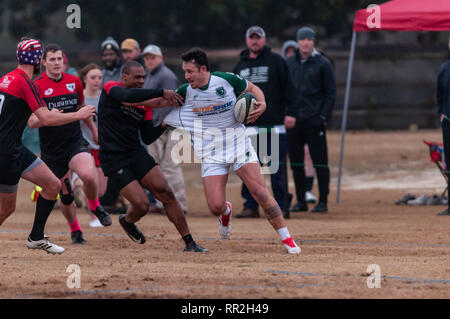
top-left (282, 40), bottom-right (298, 59)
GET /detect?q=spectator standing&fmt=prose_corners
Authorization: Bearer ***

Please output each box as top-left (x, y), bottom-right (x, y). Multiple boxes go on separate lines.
top-left (121, 38), bottom-right (145, 67)
top-left (282, 40), bottom-right (318, 209)
top-left (285, 26), bottom-right (336, 213)
top-left (142, 44), bottom-right (188, 215)
top-left (233, 26), bottom-right (294, 218)
top-left (101, 36), bottom-right (123, 85)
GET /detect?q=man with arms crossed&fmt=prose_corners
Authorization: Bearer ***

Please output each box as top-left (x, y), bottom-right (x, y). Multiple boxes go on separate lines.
top-left (0, 38), bottom-right (95, 254)
top-left (164, 49), bottom-right (300, 254)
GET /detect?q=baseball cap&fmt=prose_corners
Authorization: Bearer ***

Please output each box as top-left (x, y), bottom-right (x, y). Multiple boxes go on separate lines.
top-left (101, 36), bottom-right (120, 54)
top-left (297, 27), bottom-right (316, 41)
top-left (121, 38), bottom-right (140, 51)
top-left (142, 44), bottom-right (162, 57)
top-left (246, 26), bottom-right (266, 38)
top-left (16, 38), bottom-right (43, 66)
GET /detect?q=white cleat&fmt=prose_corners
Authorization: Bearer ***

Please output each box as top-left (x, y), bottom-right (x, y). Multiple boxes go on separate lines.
top-left (89, 218), bottom-right (103, 228)
top-left (282, 237), bottom-right (301, 254)
top-left (305, 191), bottom-right (317, 203)
top-left (26, 236), bottom-right (65, 255)
top-left (218, 201), bottom-right (232, 239)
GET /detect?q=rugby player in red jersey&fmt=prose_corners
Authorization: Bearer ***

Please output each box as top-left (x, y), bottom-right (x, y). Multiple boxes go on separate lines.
top-left (0, 38), bottom-right (95, 254)
top-left (29, 44), bottom-right (112, 245)
top-left (98, 61), bottom-right (207, 252)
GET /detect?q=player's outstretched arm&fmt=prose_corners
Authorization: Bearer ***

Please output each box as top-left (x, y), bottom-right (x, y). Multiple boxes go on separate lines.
top-left (123, 90), bottom-right (183, 109)
top-left (29, 105), bottom-right (95, 128)
top-left (245, 81), bottom-right (267, 124)
top-left (123, 97), bottom-right (173, 109)
top-left (109, 85), bottom-right (164, 103)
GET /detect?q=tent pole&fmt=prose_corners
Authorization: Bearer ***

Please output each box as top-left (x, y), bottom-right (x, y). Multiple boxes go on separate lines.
top-left (336, 30), bottom-right (357, 204)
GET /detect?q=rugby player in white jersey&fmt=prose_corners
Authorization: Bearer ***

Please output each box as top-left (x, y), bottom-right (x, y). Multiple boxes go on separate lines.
top-left (161, 48), bottom-right (300, 254)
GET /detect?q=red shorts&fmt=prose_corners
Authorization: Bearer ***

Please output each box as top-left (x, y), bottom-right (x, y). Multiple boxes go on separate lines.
top-left (90, 149), bottom-right (100, 167)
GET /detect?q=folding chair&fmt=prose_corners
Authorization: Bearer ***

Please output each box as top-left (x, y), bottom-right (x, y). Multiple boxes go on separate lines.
top-left (423, 140), bottom-right (448, 198)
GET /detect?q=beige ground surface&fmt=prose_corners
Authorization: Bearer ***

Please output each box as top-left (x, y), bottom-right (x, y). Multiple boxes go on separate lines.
top-left (1, 129), bottom-right (449, 299)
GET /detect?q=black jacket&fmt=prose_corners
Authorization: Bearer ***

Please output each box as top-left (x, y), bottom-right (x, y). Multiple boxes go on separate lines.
top-left (286, 48), bottom-right (336, 123)
top-left (437, 58), bottom-right (450, 117)
top-left (233, 46), bottom-right (297, 126)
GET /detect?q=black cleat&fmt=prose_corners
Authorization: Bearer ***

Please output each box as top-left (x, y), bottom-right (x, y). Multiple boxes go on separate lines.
top-left (91, 205), bottom-right (112, 226)
top-left (290, 202), bottom-right (308, 212)
top-left (71, 230), bottom-right (87, 244)
top-left (437, 209), bottom-right (450, 216)
top-left (184, 241), bottom-right (208, 252)
top-left (119, 214), bottom-right (146, 244)
top-left (311, 202), bottom-right (328, 213)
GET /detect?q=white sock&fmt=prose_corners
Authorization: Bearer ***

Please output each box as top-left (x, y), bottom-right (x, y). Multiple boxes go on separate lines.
top-left (222, 202), bottom-right (231, 216)
top-left (277, 227), bottom-right (290, 241)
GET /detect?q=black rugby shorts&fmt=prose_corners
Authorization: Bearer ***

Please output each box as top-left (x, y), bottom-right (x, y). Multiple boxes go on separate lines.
top-left (41, 136), bottom-right (89, 179)
top-left (102, 147), bottom-right (158, 191)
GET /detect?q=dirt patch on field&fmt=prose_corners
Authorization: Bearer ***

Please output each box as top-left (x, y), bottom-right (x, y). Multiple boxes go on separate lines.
top-left (1, 129), bottom-right (449, 299)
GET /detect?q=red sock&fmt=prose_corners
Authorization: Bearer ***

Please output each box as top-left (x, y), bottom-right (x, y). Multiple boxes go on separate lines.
top-left (68, 218), bottom-right (82, 233)
top-left (88, 197), bottom-right (100, 211)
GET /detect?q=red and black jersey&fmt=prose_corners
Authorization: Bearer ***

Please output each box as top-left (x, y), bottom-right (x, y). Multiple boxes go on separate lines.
top-left (98, 81), bottom-right (161, 156)
top-left (34, 72), bottom-right (84, 156)
top-left (0, 68), bottom-right (46, 158)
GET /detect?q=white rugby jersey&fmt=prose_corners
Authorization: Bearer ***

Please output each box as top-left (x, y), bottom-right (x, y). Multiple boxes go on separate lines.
top-left (165, 72), bottom-right (250, 163)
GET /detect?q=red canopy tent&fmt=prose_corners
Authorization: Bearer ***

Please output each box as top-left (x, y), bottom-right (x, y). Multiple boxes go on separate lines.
top-left (354, 0), bottom-right (450, 32)
top-left (337, 0), bottom-right (450, 202)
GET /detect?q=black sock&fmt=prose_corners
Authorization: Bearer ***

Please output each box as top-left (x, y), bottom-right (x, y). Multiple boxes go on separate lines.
top-left (305, 177), bottom-right (314, 192)
top-left (182, 234), bottom-right (194, 246)
top-left (121, 215), bottom-right (134, 226)
top-left (29, 195), bottom-right (56, 241)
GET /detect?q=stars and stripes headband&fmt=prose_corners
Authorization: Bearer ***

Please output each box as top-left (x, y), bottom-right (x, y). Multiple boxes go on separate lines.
top-left (16, 39), bottom-right (43, 67)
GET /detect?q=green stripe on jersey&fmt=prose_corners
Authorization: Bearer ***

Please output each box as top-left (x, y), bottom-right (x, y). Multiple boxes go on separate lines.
top-left (211, 72), bottom-right (247, 96)
top-left (176, 83), bottom-right (189, 100)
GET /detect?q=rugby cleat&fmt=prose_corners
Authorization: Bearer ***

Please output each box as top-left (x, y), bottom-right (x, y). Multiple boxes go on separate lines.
top-left (89, 218), bottom-right (103, 228)
top-left (119, 214), bottom-right (146, 244)
top-left (91, 205), bottom-right (112, 226)
top-left (218, 201), bottom-right (232, 239)
top-left (71, 230), bottom-right (87, 244)
top-left (184, 241), bottom-right (208, 252)
top-left (26, 236), bottom-right (65, 255)
top-left (282, 237), bottom-right (301, 254)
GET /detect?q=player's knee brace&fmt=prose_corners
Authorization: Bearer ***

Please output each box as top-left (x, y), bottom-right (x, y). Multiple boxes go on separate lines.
top-left (59, 191), bottom-right (74, 205)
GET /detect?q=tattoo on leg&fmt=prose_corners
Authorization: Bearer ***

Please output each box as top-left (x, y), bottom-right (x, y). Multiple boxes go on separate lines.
top-left (264, 205), bottom-right (282, 220)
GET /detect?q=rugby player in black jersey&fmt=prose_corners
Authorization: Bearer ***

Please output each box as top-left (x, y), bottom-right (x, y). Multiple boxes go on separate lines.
top-left (98, 61), bottom-right (207, 252)
top-left (0, 38), bottom-right (95, 254)
top-left (29, 44), bottom-right (112, 245)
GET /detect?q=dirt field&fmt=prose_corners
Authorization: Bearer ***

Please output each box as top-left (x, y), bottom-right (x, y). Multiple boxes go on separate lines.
top-left (1, 129), bottom-right (449, 299)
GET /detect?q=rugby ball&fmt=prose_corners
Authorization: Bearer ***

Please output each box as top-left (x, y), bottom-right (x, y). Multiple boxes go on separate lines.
top-left (233, 92), bottom-right (257, 123)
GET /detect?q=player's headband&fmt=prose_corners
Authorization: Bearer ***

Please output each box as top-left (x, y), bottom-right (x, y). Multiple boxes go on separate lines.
top-left (16, 39), bottom-right (43, 67)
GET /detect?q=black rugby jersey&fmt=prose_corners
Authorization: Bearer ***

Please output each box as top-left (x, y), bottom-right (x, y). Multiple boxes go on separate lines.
top-left (0, 68), bottom-right (46, 158)
top-left (34, 72), bottom-right (84, 156)
top-left (98, 81), bottom-right (163, 155)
